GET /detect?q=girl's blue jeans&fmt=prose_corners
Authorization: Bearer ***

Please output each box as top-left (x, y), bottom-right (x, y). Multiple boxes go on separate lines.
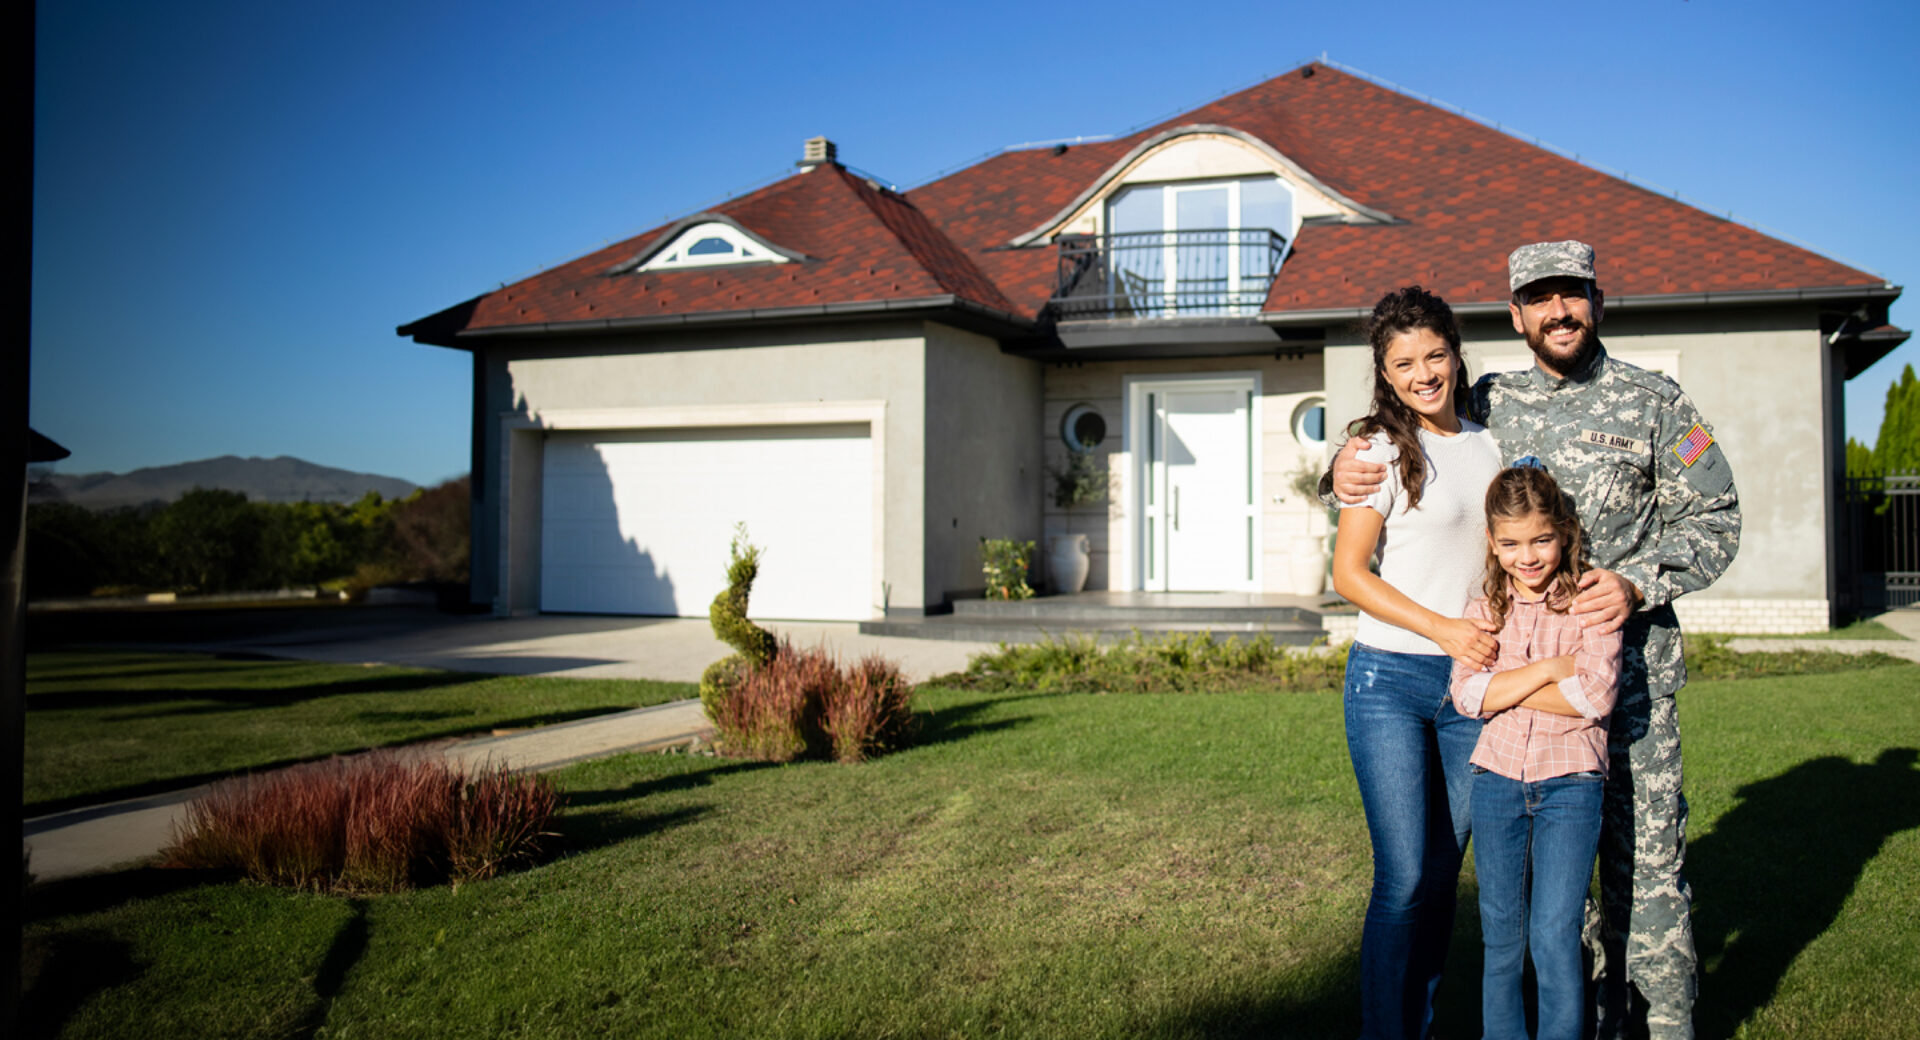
top-left (1471, 768), bottom-right (1605, 1040)
top-left (1343, 642), bottom-right (1484, 1040)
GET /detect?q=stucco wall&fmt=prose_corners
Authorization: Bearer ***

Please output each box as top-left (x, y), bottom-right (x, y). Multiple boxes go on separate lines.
top-left (472, 321), bottom-right (931, 615)
top-left (1323, 306), bottom-right (1833, 608)
top-left (1042, 354), bottom-right (1325, 593)
top-left (922, 324), bottom-right (1044, 606)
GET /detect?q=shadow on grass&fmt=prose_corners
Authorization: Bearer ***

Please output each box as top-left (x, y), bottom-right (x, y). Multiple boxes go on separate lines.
top-left (27, 668), bottom-right (492, 714)
top-left (294, 899), bottom-right (369, 1040)
top-left (1128, 944), bottom-right (1363, 1039)
top-left (19, 928), bottom-right (143, 1040)
top-left (27, 657), bottom-right (304, 685)
top-left (557, 805), bottom-right (712, 852)
top-left (25, 865), bottom-right (238, 924)
top-left (563, 759), bottom-right (777, 809)
top-left (1689, 747), bottom-right (1920, 1039)
top-left (910, 693), bottom-right (1042, 749)
top-left (1130, 886), bottom-right (1486, 1039)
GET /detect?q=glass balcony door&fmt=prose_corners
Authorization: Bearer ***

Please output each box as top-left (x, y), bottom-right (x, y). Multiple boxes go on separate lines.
top-left (1171, 186), bottom-right (1231, 313)
top-left (1103, 178), bottom-right (1293, 317)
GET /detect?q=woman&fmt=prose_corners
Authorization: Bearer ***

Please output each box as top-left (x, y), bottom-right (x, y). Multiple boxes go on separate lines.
top-left (1332, 286), bottom-right (1503, 1040)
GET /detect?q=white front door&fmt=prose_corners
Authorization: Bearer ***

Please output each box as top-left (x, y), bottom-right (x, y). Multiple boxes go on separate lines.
top-left (1136, 379), bottom-right (1256, 591)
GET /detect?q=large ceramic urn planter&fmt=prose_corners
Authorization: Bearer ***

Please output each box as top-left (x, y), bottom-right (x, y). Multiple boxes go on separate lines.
top-left (1288, 533), bottom-right (1326, 596)
top-left (1047, 533), bottom-right (1091, 594)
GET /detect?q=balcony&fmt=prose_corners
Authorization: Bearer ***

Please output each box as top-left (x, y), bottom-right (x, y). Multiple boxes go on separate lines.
top-left (1048, 228), bottom-right (1287, 322)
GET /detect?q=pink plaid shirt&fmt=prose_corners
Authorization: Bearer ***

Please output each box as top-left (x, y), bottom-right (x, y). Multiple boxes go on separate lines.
top-left (1449, 588), bottom-right (1623, 782)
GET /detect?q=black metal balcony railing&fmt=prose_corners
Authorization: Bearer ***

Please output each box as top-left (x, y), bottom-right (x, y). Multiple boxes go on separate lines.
top-left (1049, 228), bottom-right (1286, 321)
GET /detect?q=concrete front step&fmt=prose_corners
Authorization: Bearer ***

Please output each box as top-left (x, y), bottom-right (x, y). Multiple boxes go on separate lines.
top-left (858, 616), bottom-right (1328, 645)
top-left (951, 602), bottom-right (1319, 625)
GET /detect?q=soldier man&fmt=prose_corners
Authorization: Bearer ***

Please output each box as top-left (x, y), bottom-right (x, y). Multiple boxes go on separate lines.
top-left (1329, 241), bottom-right (1740, 1039)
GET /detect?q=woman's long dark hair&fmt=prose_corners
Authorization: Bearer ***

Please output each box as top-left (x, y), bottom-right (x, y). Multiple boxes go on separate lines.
top-left (1481, 466), bottom-right (1587, 628)
top-left (1349, 286), bottom-right (1470, 509)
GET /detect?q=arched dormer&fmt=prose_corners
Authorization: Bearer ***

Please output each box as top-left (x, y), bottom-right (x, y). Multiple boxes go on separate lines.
top-left (610, 213), bottom-right (808, 274)
top-left (1011, 124), bottom-right (1393, 247)
top-left (1029, 126), bottom-right (1394, 321)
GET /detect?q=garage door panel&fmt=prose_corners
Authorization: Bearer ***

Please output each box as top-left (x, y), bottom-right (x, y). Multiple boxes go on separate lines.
top-left (540, 426), bottom-right (872, 621)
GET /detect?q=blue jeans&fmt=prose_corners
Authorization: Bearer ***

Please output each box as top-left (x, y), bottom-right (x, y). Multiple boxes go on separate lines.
top-left (1344, 642), bottom-right (1484, 1040)
top-left (1472, 769), bottom-right (1605, 1040)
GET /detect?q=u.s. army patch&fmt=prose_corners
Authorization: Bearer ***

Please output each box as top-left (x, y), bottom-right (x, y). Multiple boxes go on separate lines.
top-left (1580, 429), bottom-right (1646, 454)
top-left (1673, 424), bottom-right (1714, 467)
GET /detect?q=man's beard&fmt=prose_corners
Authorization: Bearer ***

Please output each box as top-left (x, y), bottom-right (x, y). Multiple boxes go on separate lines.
top-left (1527, 317), bottom-right (1599, 375)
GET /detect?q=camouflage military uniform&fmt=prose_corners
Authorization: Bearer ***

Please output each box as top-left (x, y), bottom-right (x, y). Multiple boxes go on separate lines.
top-left (1470, 342), bottom-right (1740, 1040)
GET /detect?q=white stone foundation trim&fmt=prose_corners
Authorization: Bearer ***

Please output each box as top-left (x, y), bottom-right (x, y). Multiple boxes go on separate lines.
top-left (1671, 598), bottom-right (1830, 635)
top-left (1322, 614), bottom-right (1360, 644)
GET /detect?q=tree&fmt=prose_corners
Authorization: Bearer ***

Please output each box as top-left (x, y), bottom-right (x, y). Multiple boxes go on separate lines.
top-left (1846, 438), bottom-right (1879, 479)
top-left (153, 488), bottom-right (264, 592)
top-left (1873, 365), bottom-right (1920, 474)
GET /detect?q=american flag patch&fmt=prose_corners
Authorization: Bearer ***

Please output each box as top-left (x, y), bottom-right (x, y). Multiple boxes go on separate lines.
top-left (1673, 424), bottom-right (1714, 467)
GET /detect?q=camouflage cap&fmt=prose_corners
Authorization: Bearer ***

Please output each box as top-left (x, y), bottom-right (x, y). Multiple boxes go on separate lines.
top-left (1508, 240), bottom-right (1597, 293)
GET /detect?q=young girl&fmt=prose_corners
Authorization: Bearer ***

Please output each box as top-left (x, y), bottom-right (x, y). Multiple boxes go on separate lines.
top-left (1331, 286), bottom-right (1503, 1040)
top-left (1449, 465), bottom-right (1623, 1040)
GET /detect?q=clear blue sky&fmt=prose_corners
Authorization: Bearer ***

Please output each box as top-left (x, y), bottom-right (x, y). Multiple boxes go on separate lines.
top-left (32, 0), bottom-right (1920, 486)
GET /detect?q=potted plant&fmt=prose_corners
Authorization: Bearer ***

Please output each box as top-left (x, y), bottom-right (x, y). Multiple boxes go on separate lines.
top-left (979, 538), bottom-right (1035, 600)
top-left (1045, 451), bottom-right (1107, 594)
top-left (1287, 460), bottom-right (1330, 596)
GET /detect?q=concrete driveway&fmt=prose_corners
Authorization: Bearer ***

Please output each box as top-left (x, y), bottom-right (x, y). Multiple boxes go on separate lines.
top-left (99, 607), bottom-right (1000, 684)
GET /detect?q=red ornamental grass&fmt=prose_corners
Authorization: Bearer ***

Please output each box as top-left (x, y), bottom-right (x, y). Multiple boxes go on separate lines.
top-left (822, 654), bottom-right (915, 763)
top-left (714, 641), bottom-right (916, 764)
top-left (716, 642), bottom-right (834, 762)
top-left (164, 752), bottom-right (558, 893)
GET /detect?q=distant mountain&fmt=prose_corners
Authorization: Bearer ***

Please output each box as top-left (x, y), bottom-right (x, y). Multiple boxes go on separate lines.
top-left (32, 455), bottom-right (422, 509)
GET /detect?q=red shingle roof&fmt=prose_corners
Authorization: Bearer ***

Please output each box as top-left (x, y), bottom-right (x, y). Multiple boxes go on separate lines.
top-left (407, 63), bottom-right (1884, 342)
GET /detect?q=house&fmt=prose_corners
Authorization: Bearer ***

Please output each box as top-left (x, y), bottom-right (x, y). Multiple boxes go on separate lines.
top-left (398, 62), bottom-right (1906, 634)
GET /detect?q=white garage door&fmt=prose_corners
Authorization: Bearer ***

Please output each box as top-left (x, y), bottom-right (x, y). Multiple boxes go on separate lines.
top-left (540, 425), bottom-right (872, 620)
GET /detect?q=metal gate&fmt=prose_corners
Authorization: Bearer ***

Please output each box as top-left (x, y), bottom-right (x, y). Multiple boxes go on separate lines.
top-left (1839, 472), bottom-right (1920, 613)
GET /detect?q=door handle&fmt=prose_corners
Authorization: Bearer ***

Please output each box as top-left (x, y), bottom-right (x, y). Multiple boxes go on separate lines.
top-left (1173, 486), bottom-right (1180, 531)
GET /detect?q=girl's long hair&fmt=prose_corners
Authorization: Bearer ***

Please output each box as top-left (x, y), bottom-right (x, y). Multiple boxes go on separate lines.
top-left (1481, 466), bottom-right (1587, 628)
top-left (1349, 286), bottom-right (1470, 509)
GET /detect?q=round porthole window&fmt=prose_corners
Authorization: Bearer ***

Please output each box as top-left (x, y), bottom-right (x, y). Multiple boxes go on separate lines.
top-left (1061, 404), bottom-right (1106, 453)
top-left (1291, 396), bottom-right (1326, 448)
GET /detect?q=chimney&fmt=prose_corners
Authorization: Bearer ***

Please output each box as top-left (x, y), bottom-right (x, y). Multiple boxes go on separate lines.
top-left (799, 136), bottom-right (837, 170)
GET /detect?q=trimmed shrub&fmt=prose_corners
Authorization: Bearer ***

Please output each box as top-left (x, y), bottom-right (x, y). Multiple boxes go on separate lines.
top-left (941, 631), bottom-right (1916, 697)
top-left (1683, 633), bottom-right (1909, 680)
top-left (946, 631), bottom-right (1350, 694)
top-left (701, 524), bottom-right (778, 721)
top-left (163, 753), bottom-right (558, 893)
top-left (712, 641), bottom-right (918, 764)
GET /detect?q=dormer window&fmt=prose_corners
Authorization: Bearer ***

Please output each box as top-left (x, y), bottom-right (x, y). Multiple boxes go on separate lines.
top-left (1025, 125), bottom-right (1394, 321)
top-left (1106, 176), bottom-right (1295, 241)
top-left (1058, 176), bottom-right (1295, 317)
top-left (631, 219), bottom-right (796, 272)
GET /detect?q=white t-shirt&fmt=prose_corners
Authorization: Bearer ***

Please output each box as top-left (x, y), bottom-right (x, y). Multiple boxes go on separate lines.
top-left (1339, 420), bottom-right (1503, 655)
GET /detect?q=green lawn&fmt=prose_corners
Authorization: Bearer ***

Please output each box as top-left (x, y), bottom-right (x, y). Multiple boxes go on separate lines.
top-left (24, 651), bottom-right (693, 814)
top-left (22, 661), bottom-right (1920, 1039)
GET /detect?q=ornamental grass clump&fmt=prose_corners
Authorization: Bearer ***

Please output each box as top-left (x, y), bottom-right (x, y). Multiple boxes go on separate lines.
top-left (712, 642), bottom-right (919, 763)
top-left (163, 752), bottom-right (558, 893)
top-left (821, 653), bottom-right (916, 763)
top-left (715, 640), bottom-right (836, 762)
